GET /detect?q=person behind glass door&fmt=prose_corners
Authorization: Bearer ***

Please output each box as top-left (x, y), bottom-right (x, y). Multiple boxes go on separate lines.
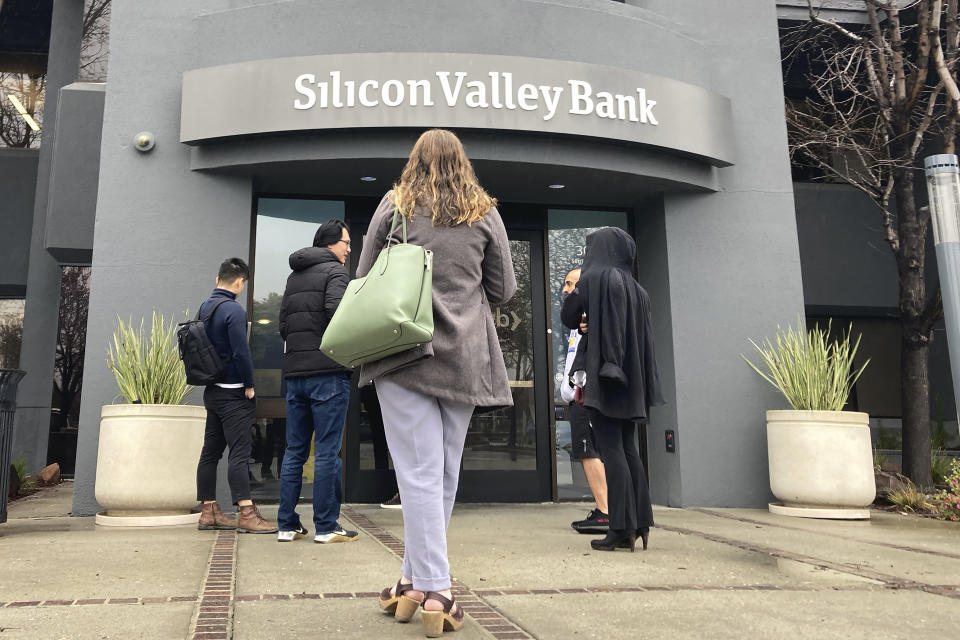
top-left (358, 129), bottom-right (516, 636)
top-left (560, 267), bottom-right (610, 535)
top-left (275, 219), bottom-right (358, 544)
top-left (195, 257), bottom-right (278, 534)
top-left (561, 228), bottom-right (664, 552)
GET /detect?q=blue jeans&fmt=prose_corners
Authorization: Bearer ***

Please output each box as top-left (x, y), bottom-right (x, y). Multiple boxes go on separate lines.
top-left (278, 373), bottom-right (350, 534)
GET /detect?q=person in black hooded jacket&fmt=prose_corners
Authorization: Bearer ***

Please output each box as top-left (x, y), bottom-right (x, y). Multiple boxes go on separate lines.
top-left (276, 219), bottom-right (358, 544)
top-left (561, 227), bottom-right (664, 553)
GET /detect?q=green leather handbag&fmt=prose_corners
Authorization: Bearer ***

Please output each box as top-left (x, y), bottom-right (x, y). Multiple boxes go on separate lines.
top-left (320, 208), bottom-right (434, 368)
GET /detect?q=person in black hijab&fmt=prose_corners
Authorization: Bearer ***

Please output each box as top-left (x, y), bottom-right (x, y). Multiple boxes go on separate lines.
top-left (561, 227), bottom-right (664, 552)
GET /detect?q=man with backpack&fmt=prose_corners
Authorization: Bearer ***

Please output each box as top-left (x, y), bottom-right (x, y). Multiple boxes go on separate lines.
top-left (193, 257), bottom-right (277, 533)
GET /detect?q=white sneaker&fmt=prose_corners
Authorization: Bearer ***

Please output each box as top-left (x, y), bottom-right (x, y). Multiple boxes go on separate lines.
top-left (277, 526), bottom-right (308, 542)
top-left (314, 525), bottom-right (359, 544)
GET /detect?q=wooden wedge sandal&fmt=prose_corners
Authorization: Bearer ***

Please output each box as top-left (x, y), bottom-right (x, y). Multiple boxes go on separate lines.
top-left (421, 591), bottom-right (464, 637)
top-left (378, 580), bottom-right (422, 622)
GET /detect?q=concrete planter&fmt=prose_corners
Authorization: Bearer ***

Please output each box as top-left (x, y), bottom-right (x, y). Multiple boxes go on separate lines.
top-left (767, 409), bottom-right (876, 520)
top-left (95, 404), bottom-right (205, 526)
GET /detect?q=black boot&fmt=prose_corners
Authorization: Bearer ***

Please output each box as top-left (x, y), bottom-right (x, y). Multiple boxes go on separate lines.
top-left (591, 529), bottom-right (636, 552)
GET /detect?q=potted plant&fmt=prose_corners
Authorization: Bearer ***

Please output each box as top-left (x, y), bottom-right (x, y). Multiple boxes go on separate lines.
top-left (95, 312), bottom-right (205, 526)
top-left (744, 320), bottom-right (874, 519)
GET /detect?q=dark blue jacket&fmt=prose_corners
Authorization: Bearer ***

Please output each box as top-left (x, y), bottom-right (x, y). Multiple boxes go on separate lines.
top-left (199, 288), bottom-right (255, 388)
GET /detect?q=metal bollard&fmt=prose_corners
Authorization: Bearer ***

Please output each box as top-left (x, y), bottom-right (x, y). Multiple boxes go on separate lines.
top-left (0, 369), bottom-right (26, 524)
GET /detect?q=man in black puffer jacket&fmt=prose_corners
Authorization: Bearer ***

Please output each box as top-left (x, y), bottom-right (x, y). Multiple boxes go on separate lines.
top-left (276, 220), bottom-right (358, 544)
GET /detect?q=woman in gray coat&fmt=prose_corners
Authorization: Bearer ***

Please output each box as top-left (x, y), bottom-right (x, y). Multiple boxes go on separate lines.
top-left (360, 129), bottom-right (516, 637)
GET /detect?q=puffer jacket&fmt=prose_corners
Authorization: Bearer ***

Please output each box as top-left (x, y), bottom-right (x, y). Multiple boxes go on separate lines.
top-left (278, 246), bottom-right (350, 378)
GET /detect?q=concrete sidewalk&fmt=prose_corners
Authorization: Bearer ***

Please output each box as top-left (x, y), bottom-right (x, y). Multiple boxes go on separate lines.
top-left (1, 482), bottom-right (958, 640)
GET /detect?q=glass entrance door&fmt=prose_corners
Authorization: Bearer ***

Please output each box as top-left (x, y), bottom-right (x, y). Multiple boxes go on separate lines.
top-left (458, 230), bottom-right (551, 501)
top-left (344, 226), bottom-right (553, 503)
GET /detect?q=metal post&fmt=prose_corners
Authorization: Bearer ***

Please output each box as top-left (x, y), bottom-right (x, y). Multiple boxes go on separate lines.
top-left (0, 369), bottom-right (27, 524)
top-left (924, 154), bottom-right (960, 430)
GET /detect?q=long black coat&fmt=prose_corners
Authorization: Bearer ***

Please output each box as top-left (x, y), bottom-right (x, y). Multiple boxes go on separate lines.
top-left (278, 246), bottom-right (350, 378)
top-left (561, 228), bottom-right (664, 421)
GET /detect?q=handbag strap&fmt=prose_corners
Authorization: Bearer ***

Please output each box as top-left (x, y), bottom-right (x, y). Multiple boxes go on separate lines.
top-left (386, 202), bottom-right (408, 246)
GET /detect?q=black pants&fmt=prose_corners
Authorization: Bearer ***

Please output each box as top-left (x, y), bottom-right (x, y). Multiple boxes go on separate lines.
top-left (591, 411), bottom-right (654, 532)
top-left (196, 386), bottom-right (254, 503)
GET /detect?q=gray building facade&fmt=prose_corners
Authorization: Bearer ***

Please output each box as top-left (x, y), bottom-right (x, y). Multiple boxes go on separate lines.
top-left (7, 1), bottom-right (938, 516)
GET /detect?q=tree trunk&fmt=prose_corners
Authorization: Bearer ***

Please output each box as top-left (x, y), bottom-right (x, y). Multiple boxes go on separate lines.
top-left (901, 336), bottom-right (932, 486)
top-left (894, 174), bottom-right (933, 487)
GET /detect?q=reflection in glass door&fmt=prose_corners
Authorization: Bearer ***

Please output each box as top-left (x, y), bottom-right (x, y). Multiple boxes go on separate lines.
top-left (248, 198), bottom-right (346, 501)
top-left (547, 210), bottom-right (630, 501)
top-left (458, 231), bottom-right (551, 502)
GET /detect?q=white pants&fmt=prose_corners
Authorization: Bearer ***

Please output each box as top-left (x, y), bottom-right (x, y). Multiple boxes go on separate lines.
top-left (375, 378), bottom-right (474, 591)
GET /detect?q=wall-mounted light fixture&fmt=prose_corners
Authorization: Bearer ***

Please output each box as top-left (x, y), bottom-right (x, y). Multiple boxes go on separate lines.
top-left (134, 131), bottom-right (156, 152)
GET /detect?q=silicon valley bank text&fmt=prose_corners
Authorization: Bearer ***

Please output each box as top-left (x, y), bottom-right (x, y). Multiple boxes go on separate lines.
top-left (293, 71), bottom-right (658, 125)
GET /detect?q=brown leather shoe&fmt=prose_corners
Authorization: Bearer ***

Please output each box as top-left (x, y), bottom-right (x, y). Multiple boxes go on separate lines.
top-left (236, 504), bottom-right (278, 534)
top-left (198, 501), bottom-right (236, 530)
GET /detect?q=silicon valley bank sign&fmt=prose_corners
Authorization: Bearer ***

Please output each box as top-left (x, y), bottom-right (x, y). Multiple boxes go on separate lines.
top-left (293, 71), bottom-right (659, 125)
top-left (180, 53), bottom-right (735, 166)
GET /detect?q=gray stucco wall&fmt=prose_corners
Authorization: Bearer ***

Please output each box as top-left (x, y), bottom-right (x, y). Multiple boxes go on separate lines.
top-left (45, 82), bottom-right (105, 264)
top-left (0, 149), bottom-right (38, 297)
top-left (13, 0), bottom-right (84, 475)
top-left (72, 0), bottom-right (805, 512)
top-left (646, 0), bottom-right (805, 507)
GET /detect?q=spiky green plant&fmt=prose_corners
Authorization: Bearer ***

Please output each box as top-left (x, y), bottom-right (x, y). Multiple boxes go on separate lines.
top-left (106, 311), bottom-right (194, 404)
top-left (12, 457), bottom-right (30, 486)
top-left (742, 320), bottom-right (870, 412)
top-left (888, 484), bottom-right (934, 513)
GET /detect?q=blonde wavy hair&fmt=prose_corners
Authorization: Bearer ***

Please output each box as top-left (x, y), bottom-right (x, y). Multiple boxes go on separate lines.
top-left (391, 129), bottom-right (496, 226)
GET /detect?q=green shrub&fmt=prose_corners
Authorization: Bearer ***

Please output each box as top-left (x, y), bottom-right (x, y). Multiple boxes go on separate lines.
top-left (874, 427), bottom-right (902, 451)
top-left (932, 451), bottom-right (952, 485)
top-left (873, 448), bottom-right (888, 470)
top-left (932, 459), bottom-right (960, 522)
top-left (743, 320), bottom-right (869, 411)
top-left (106, 311), bottom-right (193, 405)
top-left (931, 421), bottom-right (952, 451)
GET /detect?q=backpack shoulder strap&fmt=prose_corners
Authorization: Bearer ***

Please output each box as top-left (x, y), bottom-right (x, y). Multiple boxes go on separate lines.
top-left (200, 297), bottom-right (232, 324)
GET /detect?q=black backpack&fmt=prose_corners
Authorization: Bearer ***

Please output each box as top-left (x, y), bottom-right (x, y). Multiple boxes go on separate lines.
top-left (177, 298), bottom-right (231, 386)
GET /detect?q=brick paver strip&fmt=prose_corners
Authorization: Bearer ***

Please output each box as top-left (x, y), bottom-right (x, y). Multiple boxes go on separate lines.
top-left (42, 600), bottom-right (74, 606)
top-left (75, 599), bottom-right (106, 605)
top-left (8, 601), bottom-right (41, 607)
top-left (187, 530), bottom-right (238, 640)
top-left (108, 598), bottom-right (139, 604)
